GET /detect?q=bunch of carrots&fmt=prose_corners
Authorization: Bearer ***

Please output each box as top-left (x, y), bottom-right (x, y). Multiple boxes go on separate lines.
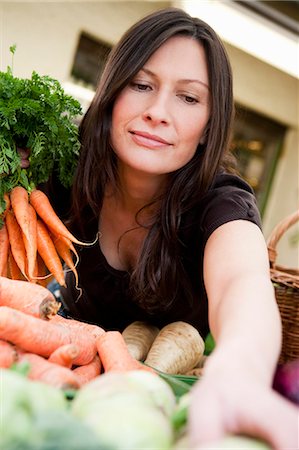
top-left (0, 277), bottom-right (155, 390)
top-left (0, 185), bottom-right (88, 288)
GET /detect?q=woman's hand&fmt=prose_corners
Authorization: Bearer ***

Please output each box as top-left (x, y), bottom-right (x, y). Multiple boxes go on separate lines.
top-left (0, 147), bottom-right (30, 179)
top-left (17, 147), bottom-right (30, 168)
top-left (188, 367), bottom-right (299, 449)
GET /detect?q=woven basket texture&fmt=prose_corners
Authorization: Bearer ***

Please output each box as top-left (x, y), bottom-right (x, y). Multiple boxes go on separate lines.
top-left (267, 210), bottom-right (299, 364)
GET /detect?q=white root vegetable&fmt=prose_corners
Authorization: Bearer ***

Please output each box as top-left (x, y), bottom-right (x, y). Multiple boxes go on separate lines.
top-left (122, 321), bottom-right (159, 361)
top-left (184, 367), bottom-right (204, 377)
top-left (194, 354), bottom-right (208, 368)
top-left (184, 355), bottom-right (209, 376)
top-left (144, 321), bottom-right (205, 374)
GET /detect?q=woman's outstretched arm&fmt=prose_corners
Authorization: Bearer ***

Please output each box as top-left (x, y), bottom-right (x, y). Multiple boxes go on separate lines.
top-left (188, 219), bottom-right (298, 449)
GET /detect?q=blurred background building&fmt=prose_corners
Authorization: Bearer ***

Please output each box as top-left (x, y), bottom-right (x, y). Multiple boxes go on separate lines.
top-left (1, 0), bottom-right (298, 266)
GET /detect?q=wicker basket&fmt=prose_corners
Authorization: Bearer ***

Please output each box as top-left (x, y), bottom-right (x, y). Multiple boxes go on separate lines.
top-left (267, 210), bottom-right (299, 364)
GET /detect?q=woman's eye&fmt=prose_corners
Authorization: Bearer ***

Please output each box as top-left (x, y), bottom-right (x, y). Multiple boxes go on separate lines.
top-left (181, 95), bottom-right (199, 105)
top-left (131, 82), bottom-right (151, 91)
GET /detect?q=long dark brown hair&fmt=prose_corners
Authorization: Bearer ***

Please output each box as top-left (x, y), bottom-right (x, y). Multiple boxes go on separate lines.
top-left (71, 7), bottom-right (235, 312)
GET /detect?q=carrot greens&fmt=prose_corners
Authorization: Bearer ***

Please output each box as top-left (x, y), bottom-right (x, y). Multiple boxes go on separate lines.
top-left (0, 46), bottom-right (82, 217)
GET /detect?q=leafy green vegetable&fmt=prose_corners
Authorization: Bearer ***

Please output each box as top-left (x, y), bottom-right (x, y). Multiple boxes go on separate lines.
top-left (171, 392), bottom-right (190, 432)
top-left (0, 47), bottom-right (82, 216)
top-left (204, 332), bottom-right (215, 355)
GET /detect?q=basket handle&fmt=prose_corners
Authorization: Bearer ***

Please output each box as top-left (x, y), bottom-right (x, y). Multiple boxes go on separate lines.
top-left (267, 209), bottom-right (299, 267)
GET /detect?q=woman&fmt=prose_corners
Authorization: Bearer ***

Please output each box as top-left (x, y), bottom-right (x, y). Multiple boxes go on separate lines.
top-left (22, 7), bottom-right (298, 448)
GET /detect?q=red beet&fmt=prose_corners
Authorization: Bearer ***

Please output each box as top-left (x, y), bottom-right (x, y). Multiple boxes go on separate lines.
top-left (273, 359), bottom-right (299, 405)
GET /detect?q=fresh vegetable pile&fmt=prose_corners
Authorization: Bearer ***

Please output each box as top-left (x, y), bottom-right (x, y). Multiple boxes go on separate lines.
top-left (0, 277), bottom-right (205, 386)
top-left (0, 48), bottom-right (86, 287)
top-left (1, 367), bottom-right (273, 450)
top-left (0, 277), bottom-right (291, 449)
top-left (0, 277), bottom-right (194, 449)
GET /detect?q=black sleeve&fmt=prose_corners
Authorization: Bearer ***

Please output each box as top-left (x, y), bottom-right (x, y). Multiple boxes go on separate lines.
top-left (199, 173), bottom-right (262, 247)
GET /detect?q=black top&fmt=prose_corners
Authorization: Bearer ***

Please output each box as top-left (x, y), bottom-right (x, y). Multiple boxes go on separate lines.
top-left (49, 172), bottom-right (261, 338)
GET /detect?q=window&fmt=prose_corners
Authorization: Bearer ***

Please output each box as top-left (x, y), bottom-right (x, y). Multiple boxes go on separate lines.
top-left (232, 106), bottom-right (286, 215)
top-left (71, 32), bottom-right (112, 89)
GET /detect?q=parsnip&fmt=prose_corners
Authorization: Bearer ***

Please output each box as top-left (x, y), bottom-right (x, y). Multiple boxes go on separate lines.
top-left (144, 321), bottom-right (205, 374)
top-left (122, 321), bottom-right (159, 361)
top-left (183, 354), bottom-right (208, 376)
top-left (194, 354), bottom-right (208, 369)
top-left (184, 367), bottom-right (204, 377)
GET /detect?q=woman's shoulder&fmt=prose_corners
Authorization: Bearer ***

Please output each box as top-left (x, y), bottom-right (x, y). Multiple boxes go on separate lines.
top-left (203, 171), bottom-right (259, 206)
top-left (210, 171), bottom-right (255, 193)
top-left (196, 171), bottom-right (262, 245)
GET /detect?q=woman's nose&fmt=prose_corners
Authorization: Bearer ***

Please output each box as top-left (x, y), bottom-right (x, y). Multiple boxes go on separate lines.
top-left (142, 94), bottom-right (170, 125)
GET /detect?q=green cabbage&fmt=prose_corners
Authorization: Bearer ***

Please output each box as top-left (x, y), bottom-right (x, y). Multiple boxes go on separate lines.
top-left (0, 368), bottom-right (67, 425)
top-left (72, 371), bottom-right (176, 449)
top-left (0, 369), bottom-right (109, 450)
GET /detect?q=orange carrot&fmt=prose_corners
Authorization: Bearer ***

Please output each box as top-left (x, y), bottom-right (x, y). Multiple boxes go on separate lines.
top-left (51, 314), bottom-right (105, 340)
top-left (96, 331), bottom-right (156, 374)
top-left (0, 339), bottom-right (18, 368)
top-left (18, 352), bottom-right (80, 389)
top-left (51, 233), bottom-right (79, 288)
top-left (35, 253), bottom-right (51, 287)
top-left (5, 211), bottom-right (28, 279)
top-left (0, 276), bottom-right (60, 319)
top-left (7, 249), bottom-right (24, 280)
top-left (36, 219), bottom-right (66, 287)
top-left (0, 306), bottom-right (70, 355)
top-left (51, 233), bottom-right (78, 262)
top-left (0, 222), bottom-right (9, 276)
top-left (3, 193), bottom-right (10, 214)
top-left (10, 186), bottom-right (37, 280)
top-left (48, 343), bottom-right (79, 368)
top-left (26, 203), bottom-right (38, 281)
top-left (73, 355), bottom-right (102, 386)
top-left (1, 193), bottom-right (10, 221)
top-left (30, 189), bottom-right (97, 246)
top-left (0, 306), bottom-right (97, 365)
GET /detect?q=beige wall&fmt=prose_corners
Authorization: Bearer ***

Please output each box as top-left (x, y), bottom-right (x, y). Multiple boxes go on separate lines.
top-left (263, 128), bottom-right (298, 268)
top-left (1, 0), bottom-right (298, 266)
top-left (0, 1), bottom-right (169, 80)
top-left (226, 43), bottom-right (299, 267)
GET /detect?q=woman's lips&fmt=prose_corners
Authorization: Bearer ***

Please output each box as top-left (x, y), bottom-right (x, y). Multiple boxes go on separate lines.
top-left (130, 130), bottom-right (172, 149)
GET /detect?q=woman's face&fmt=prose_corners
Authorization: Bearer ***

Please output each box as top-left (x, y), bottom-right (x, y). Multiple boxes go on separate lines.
top-left (111, 35), bottom-right (210, 177)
